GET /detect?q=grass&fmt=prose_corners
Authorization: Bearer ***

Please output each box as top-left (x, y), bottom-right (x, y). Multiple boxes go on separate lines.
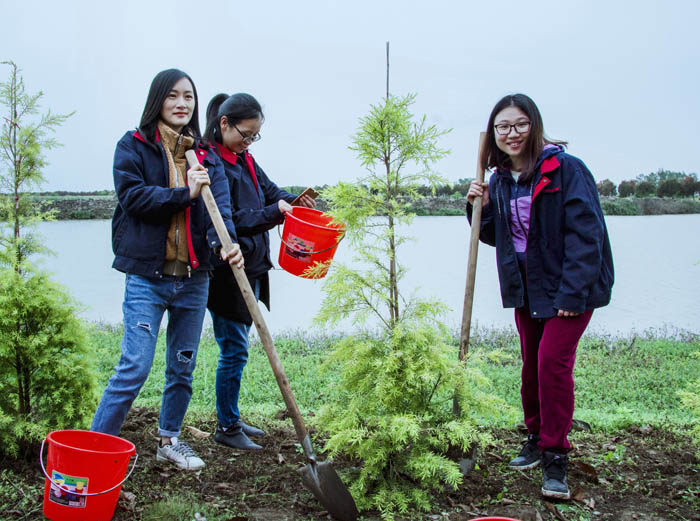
top-left (87, 322), bottom-right (700, 435)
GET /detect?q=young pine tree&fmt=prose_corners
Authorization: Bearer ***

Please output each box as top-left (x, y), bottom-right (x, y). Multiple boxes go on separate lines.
top-left (0, 61), bottom-right (96, 457)
top-left (313, 93), bottom-right (502, 519)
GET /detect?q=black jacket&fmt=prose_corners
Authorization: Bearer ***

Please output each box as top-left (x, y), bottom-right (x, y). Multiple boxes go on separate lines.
top-left (207, 145), bottom-right (296, 324)
top-left (468, 146), bottom-right (614, 318)
top-left (111, 130), bottom-right (237, 277)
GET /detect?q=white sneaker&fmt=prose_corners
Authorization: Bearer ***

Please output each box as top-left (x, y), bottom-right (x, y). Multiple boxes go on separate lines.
top-left (156, 437), bottom-right (205, 470)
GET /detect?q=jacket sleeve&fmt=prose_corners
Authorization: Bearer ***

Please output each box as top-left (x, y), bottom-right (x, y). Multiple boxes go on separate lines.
top-left (553, 157), bottom-right (606, 313)
top-left (113, 136), bottom-right (191, 220)
top-left (466, 175), bottom-right (496, 246)
top-left (232, 160), bottom-right (292, 236)
top-left (205, 152), bottom-right (238, 248)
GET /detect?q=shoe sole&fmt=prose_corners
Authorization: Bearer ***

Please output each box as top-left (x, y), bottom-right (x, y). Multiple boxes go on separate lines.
top-left (508, 459), bottom-right (541, 470)
top-left (156, 453), bottom-right (205, 470)
top-left (541, 487), bottom-right (571, 500)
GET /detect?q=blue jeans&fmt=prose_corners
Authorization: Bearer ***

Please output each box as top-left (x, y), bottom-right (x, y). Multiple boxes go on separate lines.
top-left (211, 280), bottom-right (259, 429)
top-left (91, 272), bottom-right (209, 437)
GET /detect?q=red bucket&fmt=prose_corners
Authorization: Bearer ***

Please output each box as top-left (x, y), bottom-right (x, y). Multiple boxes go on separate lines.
top-left (278, 207), bottom-right (345, 279)
top-left (41, 430), bottom-right (137, 521)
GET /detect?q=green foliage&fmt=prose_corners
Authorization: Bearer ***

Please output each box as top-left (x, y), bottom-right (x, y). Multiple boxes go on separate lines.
top-left (0, 62), bottom-right (93, 457)
top-left (0, 271), bottom-right (97, 456)
top-left (657, 178), bottom-right (682, 198)
top-left (596, 178), bottom-right (617, 197)
top-left (317, 322), bottom-right (499, 519)
top-left (679, 353), bottom-right (700, 456)
top-left (618, 180), bottom-right (636, 197)
top-left (600, 198), bottom-right (639, 216)
top-left (317, 93), bottom-right (450, 329)
top-left (634, 180), bottom-right (656, 197)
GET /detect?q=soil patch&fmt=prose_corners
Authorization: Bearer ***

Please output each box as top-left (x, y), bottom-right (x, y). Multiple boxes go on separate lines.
top-left (4, 409), bottom-right (699, 520)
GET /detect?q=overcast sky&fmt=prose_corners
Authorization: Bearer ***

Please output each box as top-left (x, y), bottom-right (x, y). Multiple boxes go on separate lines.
top-left (2, 0), bottom-right (698, 191)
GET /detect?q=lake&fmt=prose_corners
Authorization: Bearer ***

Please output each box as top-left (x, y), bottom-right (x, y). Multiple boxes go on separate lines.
top-left (34, 215), bottom-right (700, 336)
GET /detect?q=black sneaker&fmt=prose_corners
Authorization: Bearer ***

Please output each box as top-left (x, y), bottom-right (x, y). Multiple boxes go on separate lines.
top-left (508, 433), bottom-right (541, 470)
top-left (239, 420), bottom-right (265, 438)
top-left (541, 451), bottom-right (571, 500)
top-left (214, 424), bottom-right (262, 451)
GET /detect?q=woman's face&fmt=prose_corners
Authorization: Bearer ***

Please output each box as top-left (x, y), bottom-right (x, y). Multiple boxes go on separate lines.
top-left (159, 77), bottom-right (195, 132)
top-left (494, 105), bottom-right (531, 170)
top-left (220, 116), bottom-right (262, 154)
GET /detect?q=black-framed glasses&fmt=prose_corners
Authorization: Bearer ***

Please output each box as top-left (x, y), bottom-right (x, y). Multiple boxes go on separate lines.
top-left (494, 121), bottom-right (531, 136)
top-left (233, 124), bottom-right (261, 144)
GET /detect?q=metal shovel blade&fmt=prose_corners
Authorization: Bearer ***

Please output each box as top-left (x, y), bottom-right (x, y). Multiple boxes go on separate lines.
top-left (297, 460), bottom-right (359, 521)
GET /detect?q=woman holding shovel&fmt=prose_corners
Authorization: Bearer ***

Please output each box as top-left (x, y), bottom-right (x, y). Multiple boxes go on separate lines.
top-left (203, 92), bottom-right (315, 451)
top-left (91, 69), bottom-right (243, 470)
top-left (467, 93), bottom-right (614, 500)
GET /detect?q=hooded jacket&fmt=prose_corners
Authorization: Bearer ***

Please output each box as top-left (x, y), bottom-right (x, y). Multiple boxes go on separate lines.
top-left (111, 130), bottom-right (237, 277)
top-left (468, 146), bottom-right (614, 318)
top-left (207, 144), bottom-right (296, 324)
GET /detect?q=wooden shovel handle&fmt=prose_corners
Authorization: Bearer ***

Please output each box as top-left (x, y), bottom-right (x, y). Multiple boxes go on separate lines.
top-left (459, 132), bottom-right (486, 361)
top-left (185, 151), bottom-right (313, 457)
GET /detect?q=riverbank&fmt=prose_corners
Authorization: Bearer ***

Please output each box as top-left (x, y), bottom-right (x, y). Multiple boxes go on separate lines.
top-left (2, 325), bottom-right (699, 520)
top-left (18, 193), bottom-right (700, 219)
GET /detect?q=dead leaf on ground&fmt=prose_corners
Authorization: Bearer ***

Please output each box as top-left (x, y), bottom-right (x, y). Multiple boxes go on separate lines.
top-left (571, 460), bottom-right (599, 482)
top-left (215, 483), bottom-right (235, 493)
top-left (571, 487), bottom-right (586, 502)
top-left (571, 419), bottom-right (592, 432)
top-left (501, 498), bottom-right (517, 505)
top-left (120, 491), bottom-right (137, 503)
top-left (185, 425), bottom-right (211, 439)
top-left (543, 501), bottom-right (567, 521)
top-left (277, 453), bottom-right (286, 465)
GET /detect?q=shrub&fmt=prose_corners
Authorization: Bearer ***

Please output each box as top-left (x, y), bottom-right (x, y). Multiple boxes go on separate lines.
top-left (618, 180), bottom-right (636, 197)
top-left (657, 178), bottom-right (682, 198)
top-left (635, 180), bottom-right (656, 197)
top-left (596, 179), bottom-right (617, 197)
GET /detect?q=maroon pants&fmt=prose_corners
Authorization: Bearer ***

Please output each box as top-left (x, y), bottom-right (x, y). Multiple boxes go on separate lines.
top-left (514, 307), bottom-right (593, 453)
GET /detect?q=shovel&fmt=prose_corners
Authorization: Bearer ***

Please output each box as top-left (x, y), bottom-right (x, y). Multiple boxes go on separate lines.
top-left (454, 132), bottom-right (487, 419)
top-left (185, 151), bottom-right (359, 521)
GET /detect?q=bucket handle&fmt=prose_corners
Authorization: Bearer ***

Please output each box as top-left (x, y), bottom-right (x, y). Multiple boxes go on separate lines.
top-left (277, 225), bottom-right (346, 255)
top-left (40, 438), bottom-right (138, 497)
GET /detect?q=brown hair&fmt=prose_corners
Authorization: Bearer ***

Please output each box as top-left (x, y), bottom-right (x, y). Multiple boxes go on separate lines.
top-left (480, 94), bottom-right (567, 182)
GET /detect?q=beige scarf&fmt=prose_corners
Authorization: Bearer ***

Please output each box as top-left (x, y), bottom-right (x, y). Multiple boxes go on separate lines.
top-left (158, 121), bottom-right (195, 265)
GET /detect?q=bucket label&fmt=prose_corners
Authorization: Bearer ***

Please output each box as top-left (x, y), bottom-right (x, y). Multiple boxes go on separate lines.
top-left (49, 470), bottom-right (88, 508)
top-left (285, 233), bottom-right (315, 262)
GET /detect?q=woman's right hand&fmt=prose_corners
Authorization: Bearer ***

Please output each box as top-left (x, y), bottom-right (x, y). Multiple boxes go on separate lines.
top-left (467, 180), bottom-right (489, 206)
top-left (187, 164), bottom-right (210, 199)
top-left (278, 200), bottom-right (293, 214)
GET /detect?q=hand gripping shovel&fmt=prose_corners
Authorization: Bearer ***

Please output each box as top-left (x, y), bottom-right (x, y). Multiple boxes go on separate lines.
top-left (186, 151), bottom-right (359, 521)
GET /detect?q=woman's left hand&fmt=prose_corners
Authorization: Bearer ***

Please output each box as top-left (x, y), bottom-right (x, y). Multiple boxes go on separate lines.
top-left (557, 309), bottom-right (581, 317)
top-left (297, 194), bottom-right (316, 208)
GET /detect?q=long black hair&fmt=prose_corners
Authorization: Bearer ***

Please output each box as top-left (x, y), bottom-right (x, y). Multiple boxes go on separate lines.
top-left (205, 93), bottom-right (264, 145)
top-left (138, 69), bottom-right (202, 145)
top-left (481, 93), bottom-right (567, 182)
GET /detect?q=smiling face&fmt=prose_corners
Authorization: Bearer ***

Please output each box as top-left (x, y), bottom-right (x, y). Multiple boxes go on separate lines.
top-left (494, 105), bottom-right (531, 171)
top-left (159, 77), bottom-right (195, 132)
top-left (220, 115), bottom-right (262, 154)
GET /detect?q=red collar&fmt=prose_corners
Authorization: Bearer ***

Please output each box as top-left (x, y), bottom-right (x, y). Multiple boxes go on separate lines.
top-left (215, 142), bottom-right (239, 165)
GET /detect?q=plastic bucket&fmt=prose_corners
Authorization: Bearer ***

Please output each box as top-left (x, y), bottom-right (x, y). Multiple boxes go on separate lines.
top-left (278, 207), bottom-right (345, 279)
top-left (469, 518), bottom-right (523, 521)
top-left (41, 430), bottom-right (137, 521)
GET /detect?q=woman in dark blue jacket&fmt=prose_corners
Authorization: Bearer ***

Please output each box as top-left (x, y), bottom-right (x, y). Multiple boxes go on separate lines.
top-left (91, 69), bottom-right (242, 471)
top-left (467, 94), bottom-right (613, 500)
top-left (203, 93), bottom-right (315, 450)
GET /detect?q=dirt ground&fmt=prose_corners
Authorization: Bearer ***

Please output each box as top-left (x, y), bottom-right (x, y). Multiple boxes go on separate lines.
top-left (5, 408), bottom-right (699, 521)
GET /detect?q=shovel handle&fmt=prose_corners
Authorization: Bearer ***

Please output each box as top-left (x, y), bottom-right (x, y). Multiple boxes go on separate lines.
top-left (185, 150), bottom-right (314, 460)
top-left (459, 131), bottom-right (486, 361)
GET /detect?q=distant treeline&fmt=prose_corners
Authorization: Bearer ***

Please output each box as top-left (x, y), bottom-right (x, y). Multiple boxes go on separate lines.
top-left (4, 169), bottom-right (699, 220)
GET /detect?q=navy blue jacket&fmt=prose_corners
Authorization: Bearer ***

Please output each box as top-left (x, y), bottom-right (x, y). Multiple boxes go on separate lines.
top-left (468, 146), bottom-right (614, 318)
top-left (111, 130), bottom-right (237, 277)
top-left (207, 145), bottom-right (296, 324)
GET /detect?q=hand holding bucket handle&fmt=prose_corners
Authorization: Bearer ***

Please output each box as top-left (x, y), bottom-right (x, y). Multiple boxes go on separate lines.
top-left (185, 150), bottom-right (359, 521)
top-left (39, 438), bottom-right (138, 497)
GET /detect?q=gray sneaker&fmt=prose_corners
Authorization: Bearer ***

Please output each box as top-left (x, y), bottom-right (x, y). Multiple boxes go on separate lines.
top-left (156, 437), bottom-right (205, 470)
top-left (508, 433), bottom-right (542, 470)
top-left (541, 451), bottom-right (571, 500)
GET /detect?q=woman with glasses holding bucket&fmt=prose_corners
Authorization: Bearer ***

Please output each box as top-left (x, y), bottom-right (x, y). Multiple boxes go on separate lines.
top-left (467, 94), bottom-right (613, 499)
top-left (91, 69), bottom-right (243, 470)
top-left (203, 93), bottom-right (315, 451)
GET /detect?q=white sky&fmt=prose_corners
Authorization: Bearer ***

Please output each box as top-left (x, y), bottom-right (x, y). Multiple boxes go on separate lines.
top-left (2, 0), bottom-right (698, 191)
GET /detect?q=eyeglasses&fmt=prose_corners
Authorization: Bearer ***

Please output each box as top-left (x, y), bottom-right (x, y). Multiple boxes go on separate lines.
top-left (233, 124), bottom-right (261, 144)
top-left (494, 121), bottom-right (531, 136)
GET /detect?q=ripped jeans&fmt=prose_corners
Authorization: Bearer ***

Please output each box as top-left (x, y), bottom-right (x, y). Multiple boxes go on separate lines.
top-left (91, 272), bottom-right (208, 438)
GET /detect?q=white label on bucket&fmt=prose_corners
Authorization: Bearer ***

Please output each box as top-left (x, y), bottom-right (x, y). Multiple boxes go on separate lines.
top-left (49, 470), bottom-right (88, 508)
top-left (284, 233), bottom-right (315, 263)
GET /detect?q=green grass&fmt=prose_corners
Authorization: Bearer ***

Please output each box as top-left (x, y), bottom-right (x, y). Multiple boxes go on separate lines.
top-left (87, 323), bottom-right (700, 433)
